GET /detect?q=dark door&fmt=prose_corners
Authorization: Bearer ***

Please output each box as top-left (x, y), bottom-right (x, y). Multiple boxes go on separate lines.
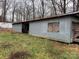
top-left (22, 23), bottom-right (29, 33)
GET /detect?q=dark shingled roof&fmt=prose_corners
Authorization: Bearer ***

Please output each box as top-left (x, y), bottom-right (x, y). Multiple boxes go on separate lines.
top-left (13, 11), bottom-right (79, 24)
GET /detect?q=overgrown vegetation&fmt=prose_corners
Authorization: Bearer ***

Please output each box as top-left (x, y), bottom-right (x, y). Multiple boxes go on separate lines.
top-left (0, 32), bottom-right (79, 59)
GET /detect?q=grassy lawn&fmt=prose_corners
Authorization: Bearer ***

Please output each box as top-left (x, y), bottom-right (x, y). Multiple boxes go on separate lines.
top-left (0, 32), bottom-right (79, 59)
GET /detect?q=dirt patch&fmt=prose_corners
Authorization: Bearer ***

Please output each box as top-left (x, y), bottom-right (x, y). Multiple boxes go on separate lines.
top-left (0, 28), bottom-right (15, 33)
top-left (9, 51), bottom-right (32, 59)
top-left (51, 41), bottom-right (79, 54)
top-left (0, 42), bottom-right (13, 49)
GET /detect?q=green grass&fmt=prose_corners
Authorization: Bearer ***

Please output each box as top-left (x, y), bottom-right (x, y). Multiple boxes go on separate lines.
top-left (0, 32), bottom-right (79, 59)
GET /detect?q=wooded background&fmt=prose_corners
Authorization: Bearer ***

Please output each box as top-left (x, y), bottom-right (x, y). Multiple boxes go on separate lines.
top-left (0, 0), bottom-right (79, 22)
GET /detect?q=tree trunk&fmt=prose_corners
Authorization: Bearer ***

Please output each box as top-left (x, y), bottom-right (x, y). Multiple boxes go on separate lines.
top-left (51, 0), bottom-right (57, 15)
top-left (76, 0), bottom-right (79, 11)
top-left (3, 0), bottom-right (6, 22)
top-left (73, 0), bottom-right (76, 12)
top-left (31, 0), bottom-right (35, 19)
top-left (41, 0), bottom-right (44, 18)
top-left (12, 8), bottom-right (15, 22)
top-left (63, 0), bottom-right (66, 13)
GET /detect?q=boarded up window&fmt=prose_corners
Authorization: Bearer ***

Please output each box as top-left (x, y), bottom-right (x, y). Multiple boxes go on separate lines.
top-left (48, 22), bottom-right (59, 32)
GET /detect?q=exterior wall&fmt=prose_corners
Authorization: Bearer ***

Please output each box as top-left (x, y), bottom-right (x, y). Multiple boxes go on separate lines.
top-left (29, 16), bottom-right (72, 43)
top-left (13, 23), bottom-right (22, 32)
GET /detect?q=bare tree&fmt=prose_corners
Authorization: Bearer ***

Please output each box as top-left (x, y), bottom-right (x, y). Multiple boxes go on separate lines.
top-left (23, 0), bottom-right (32, 20)
top-left (63, 0), bottom-right (66, 13)
top-left (12, 0), bottom-right (17, 22)
top-left (1, 0), bottom-right (78, 22)
top-left (1, 0), bottom-right (12, 22)
top-left (40, 0), bottom-right (45, 18)
top-left (31, 0), bottom-right (35, 19)
top-left (50, 0), bottom-right (57, 15)
top-left (3, 0), bottom-right (6, 22)
top-left (76, 0), bottom-right (79, 11)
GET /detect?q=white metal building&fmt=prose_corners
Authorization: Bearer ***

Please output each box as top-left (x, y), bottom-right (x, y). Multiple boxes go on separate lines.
top-left (13, 12), bottom-right (79, 43)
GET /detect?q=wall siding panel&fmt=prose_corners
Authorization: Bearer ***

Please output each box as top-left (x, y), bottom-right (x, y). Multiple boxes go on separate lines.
top-left (13, 24), bottom-right (22, 32)
top-left (29, 16), bottom-right (72, 43)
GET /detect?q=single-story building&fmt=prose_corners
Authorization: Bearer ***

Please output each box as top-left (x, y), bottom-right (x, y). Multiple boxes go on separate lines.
top-left (0, 22), bottom-right (12, 28)
top-left (13, 12), bottom-right (79, 43)
top-left (0, 16), bottom-right (12, 28)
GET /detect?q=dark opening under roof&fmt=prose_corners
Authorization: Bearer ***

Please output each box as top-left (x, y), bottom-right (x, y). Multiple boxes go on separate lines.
top-left (13, 11), bottom-right (79, 24)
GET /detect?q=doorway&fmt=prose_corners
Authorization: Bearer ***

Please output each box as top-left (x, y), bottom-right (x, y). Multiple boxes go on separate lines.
top-left (22, 23), bottom-right (29, 33)
top-left (72, 22), bottom-right (79, 41)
